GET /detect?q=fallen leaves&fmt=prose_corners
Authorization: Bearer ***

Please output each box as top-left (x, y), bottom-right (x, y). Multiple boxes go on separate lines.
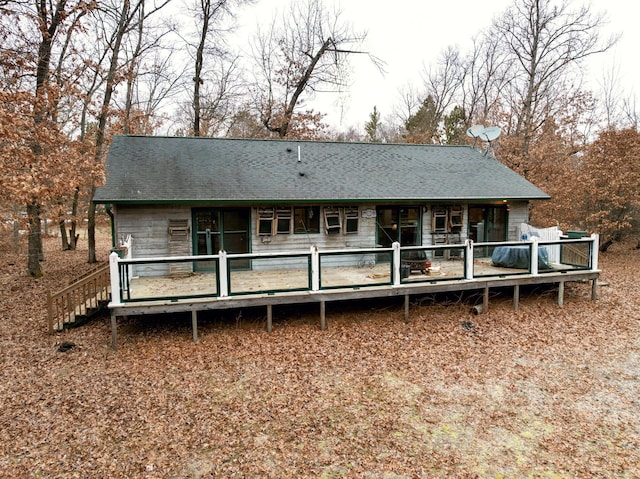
top-left (0, 232), bottom-right (639, 478)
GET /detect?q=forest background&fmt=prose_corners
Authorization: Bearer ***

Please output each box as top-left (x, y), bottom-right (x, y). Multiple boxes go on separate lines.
top-left (1, 0), bottom-right (639, 277)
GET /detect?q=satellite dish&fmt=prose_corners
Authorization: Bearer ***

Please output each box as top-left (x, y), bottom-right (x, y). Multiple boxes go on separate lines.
top-left (466, 124), bottom-right (484, 138)
top-left (480, 126), bottom-right (501, 142)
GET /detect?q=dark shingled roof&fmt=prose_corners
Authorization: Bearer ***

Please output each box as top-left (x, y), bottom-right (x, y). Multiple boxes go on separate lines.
top-left (94, 135), bottom-right (550, 204)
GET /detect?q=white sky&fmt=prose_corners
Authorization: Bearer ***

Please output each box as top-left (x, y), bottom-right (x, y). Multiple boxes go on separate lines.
top-left (232, 0), bottom-right (638, 131)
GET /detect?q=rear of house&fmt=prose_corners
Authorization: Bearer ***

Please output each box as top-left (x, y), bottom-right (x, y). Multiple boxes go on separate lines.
top-left (94, 135), bottom-right (550, 277)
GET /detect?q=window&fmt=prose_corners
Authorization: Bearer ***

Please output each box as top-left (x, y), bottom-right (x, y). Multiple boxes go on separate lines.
top-left (275, 207), bottom-right (292, 234)
top-left (449, 206), bottom-right (463, 230)
top-left (432, 206), bottom-right (464, 233)
top-left (294, 206), bottom-right (320, 234)
top-left (344, 206), bottom-right (359, 234)
top-left (257, 208), bottom-right (274, 236)
top-left (324, 207), bottom-right (342, 234)
top-left (432, 208), bottom-right (448, 233)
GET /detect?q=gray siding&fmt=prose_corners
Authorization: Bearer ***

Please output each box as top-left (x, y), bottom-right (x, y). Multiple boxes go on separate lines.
top-left (115, 205), bottom-right (192, 276)
top-left (250, 204), bottom-right (378, 270)
top-left (507, 201), bottom-right (529, 241)
top-left (114, 201), bottom-right (532, 277)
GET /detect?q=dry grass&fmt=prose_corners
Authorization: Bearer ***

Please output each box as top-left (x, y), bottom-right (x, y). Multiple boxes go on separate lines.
top-left (0, 230), bottom-right (638, 478)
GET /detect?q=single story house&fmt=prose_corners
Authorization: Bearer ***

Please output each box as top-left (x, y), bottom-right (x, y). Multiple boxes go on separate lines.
top-left (92, 135), bottom-right (603, 346)
top-left (94, 135), bottom-right (550, 273)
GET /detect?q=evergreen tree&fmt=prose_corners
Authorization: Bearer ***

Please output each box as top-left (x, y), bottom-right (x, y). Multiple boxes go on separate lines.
top-left (364, 106), bottom-right (382, 142)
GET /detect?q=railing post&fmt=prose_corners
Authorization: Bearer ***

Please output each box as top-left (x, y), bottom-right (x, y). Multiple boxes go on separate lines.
top-left (465, 240), bottom-right (474, 280)
top-left (47, 291), bottom-right (54, 334)
top-left (392, 242), bottom-right (401, 286)
top-left (109, 252), bottom-right (122, 305)
top-left (311, 245), bottom-right (320, 291)
top-left (219, 250), bottom-right (229, 297)
top-left (530, 237), bottom-right (539, 275)
top-left (590, 233), bottom-right (599, 270)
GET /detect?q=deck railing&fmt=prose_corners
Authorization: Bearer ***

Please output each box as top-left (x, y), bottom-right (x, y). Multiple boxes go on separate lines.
top-left (108, 235), bottom-right (599, 306)
top-left (48, 264), bottom-right (111, 332)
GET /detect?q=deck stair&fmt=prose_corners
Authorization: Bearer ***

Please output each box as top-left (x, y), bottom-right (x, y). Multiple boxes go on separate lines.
top-left (47, 264), bottom-right (111, 333)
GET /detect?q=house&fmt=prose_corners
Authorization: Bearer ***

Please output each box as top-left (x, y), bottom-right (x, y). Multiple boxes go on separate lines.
top-left (94, 135), bottom-right (550, 268)
top-left (94, 135), bottom-right (599, 347)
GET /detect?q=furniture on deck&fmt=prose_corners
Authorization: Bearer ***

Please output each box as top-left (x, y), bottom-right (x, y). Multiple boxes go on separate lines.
top-left (491, 245), bottom-right (552, 270)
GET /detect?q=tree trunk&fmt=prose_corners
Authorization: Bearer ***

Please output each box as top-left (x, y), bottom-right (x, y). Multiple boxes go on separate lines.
top-left (59, 219), bottom-right (70, 250)
top-left (27, 203), bottom-right (43, 277)
top-left (68, 186), bottom-right (79, 250)
top-left (599, 238), bottom-right (613, 253)
top-left (87, 186), bottom-right (97, 263)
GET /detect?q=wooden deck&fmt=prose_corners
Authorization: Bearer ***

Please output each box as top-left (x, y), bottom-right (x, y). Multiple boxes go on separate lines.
top-left (107, 237), bottom-right (601, 348)
top-left (125, 257), bottom-right (578, 300)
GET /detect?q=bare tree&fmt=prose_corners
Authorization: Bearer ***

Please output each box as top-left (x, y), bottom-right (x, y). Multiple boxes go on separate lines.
top-left (495, 0), bottom-right (618, 158)
top-left (460, 33), bottom-right (513, 127)
top-left (420, 46), bottom-right (464, 128)
top-left (249, 0), bottom-right (375, 138)
top-left (86, 0), bottom-right (173, 263)
top-left (181, 0), bottom-right (248, 137)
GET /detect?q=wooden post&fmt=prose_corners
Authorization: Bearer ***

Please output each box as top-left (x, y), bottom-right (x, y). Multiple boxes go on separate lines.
top-left (392, 242), bottom-right (401, 286)
top-left (192, 310), bottom-right (198, 342)
top-left (310, 245), bottom-right (320, 291)
top-left (591, 278), bottom-right (598, 301)
top-left (218, 250), bottom-right (229, 297)
top-left (47, 291), bottom-right (54, 334)
top-left (266, 304), bottom-right (273, 332)
top-left (110, 312), bottom-right (118, 349)
top-left (465, 240), bottom-right (474, 280)
top-left (483, 285), bottom-right (489, 313)
top-left (320, 300), bottom-right (327, 330)
top-left (404, 294), bottom-right (410, 323)
top-left (109, 252), bottom-right (122, 306)
top-left (513, 284), bottom-right (520, 311)
top-left (558, 281), bottom-right (564, 306)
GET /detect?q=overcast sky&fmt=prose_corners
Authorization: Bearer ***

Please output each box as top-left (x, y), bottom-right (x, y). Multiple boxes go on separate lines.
top-left (232, 0), bottom-right (637, 130)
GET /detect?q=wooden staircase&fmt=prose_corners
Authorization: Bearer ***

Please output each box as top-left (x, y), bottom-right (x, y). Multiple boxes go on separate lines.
top-left (47, 264), bottom-right (111, 333)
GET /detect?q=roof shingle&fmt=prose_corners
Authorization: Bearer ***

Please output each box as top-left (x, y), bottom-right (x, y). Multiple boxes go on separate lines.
top-left (94, 135), bottom-right (550, 204)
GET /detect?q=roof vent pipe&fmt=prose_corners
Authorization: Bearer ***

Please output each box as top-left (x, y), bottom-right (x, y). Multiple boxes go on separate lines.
top-left (298, 145), bottom-right (301, 162)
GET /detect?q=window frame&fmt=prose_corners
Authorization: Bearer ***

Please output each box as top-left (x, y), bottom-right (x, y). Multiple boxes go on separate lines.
top-left (343, 206), bottom-right (359, 234)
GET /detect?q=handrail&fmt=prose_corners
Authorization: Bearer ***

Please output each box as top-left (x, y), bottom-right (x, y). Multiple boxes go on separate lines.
top-left (47, 264), bottom-right (111, 333)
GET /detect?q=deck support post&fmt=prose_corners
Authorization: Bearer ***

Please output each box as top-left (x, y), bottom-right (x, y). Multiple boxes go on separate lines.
top-left (591, 278), bottom-right (598, 300)
top-left (513, 284), bottom-right (520, 311)
top-left (192, 310), bottom-right (198, 342)
top-left (266, 304), bottom-right (273, 332)
top-left (320, 300), bottom-right (327, 330)
top-left (404, 294), bottom-right (410, 323)
top-left (110, 312), bottom-right (118, 349)
top-left (483, 285), bottom-right (489, 313)
top-left (558, 281), bottom-right (564, 306)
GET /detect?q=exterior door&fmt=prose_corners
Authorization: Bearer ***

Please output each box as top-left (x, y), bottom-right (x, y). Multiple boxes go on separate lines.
top-left (193, 208), bottom-right (250, 271)
top-left (468, 205), bottom-right (508, 256)
top-left (376, 206), bottom-right (421, 247)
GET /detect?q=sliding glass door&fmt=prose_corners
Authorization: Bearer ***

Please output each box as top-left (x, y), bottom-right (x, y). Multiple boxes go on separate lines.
top-left (193, 208), bottom-right (250, 271)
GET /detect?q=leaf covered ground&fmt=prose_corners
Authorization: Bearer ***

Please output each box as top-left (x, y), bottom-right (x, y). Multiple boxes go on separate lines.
top-left (0, 232), bottom-right (639, 478)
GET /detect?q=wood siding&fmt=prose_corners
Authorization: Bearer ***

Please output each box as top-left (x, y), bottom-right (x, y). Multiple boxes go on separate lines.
top-left (507, 202), bottom-right (530, 241)
top-left (114, 201), bottom-right (531, 276)
top-left (115, 205), bottom-right (192, 276)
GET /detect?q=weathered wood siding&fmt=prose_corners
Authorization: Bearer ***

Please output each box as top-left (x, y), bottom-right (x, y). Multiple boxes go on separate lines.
top-left (114, 201), bottom-right (531, 276)
top-left (507, 201), bottom-right (529, 241)
top-left (250, 204), bottom-right (379, 269)
top-left (114, 205), bottom-right (192, 276)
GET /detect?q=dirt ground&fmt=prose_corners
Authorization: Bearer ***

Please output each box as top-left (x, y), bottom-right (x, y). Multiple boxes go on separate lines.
top-left (0, 229), bottom-right (638, 478)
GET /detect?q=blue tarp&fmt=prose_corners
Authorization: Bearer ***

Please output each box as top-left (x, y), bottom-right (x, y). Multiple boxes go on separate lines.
top-left (491, 245), bottom-right (552, 270)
